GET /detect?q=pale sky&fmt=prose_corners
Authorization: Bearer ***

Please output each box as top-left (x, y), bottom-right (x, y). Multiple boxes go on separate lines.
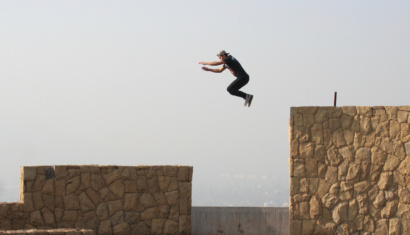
top-left (1, 1), bottom-right (409, 206)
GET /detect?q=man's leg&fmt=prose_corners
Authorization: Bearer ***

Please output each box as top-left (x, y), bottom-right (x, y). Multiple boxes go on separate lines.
top-left (227, 76), bottom-right (249, 99)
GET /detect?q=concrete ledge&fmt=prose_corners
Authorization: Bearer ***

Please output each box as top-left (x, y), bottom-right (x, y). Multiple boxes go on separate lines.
top-left (192, 207), bottom-right (289, 235)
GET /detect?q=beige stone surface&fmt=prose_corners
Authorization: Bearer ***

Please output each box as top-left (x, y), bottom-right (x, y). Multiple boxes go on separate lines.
top-left (332, 202), bottom-right (348, 224)
top-left (164, 219), bottom-right (179, 234)
top-left (290, 106), bottom-right (410, 235)
top-left (0, 165), bottom-right (192, 234)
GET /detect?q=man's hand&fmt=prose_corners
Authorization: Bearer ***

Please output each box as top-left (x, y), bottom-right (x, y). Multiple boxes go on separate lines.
top-left (201, 66), bottom-right (210, 71)
top-left (198, 61), bottom-right (207, 65)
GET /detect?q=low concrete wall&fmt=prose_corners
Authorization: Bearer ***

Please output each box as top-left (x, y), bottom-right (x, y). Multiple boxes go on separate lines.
top-left (191, 207), bottom-right (289, 235)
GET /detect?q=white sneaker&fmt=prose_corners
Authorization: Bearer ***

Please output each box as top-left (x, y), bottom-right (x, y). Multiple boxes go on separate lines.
top-left (244, 95), bottom-right (250, 106)
top-left (247, 95), bottom-right (253, 107)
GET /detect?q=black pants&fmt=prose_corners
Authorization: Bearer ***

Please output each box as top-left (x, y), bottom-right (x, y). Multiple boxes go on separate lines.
top-left (227, 75), bottom-right (249, 99)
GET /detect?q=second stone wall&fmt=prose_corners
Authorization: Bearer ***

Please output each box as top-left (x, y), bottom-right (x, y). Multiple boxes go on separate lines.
top-left (0, 165), bottom-right (193, 235)
top-left (289, 106), bottom-right (410, 234)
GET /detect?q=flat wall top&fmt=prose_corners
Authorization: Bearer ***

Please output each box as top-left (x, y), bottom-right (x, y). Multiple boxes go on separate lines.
top-left (21, 165), bottom-right (193, 181)
top-left (291, 106), bottom-right (410, 115)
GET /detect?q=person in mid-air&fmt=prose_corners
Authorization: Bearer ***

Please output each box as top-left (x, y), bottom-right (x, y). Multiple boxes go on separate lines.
top-left (199, 50), bottom-right (253, 107)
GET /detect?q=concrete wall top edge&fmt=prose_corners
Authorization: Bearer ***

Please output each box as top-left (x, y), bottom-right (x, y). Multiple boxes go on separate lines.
top-left (193, 206), bottom-right (288, 209)
top-left (192, 207), bottom-right (290, 215)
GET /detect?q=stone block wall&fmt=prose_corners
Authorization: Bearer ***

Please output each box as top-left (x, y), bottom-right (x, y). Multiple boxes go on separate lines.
top-left (0, 165), bottom-right (193, 234)
top-left (289, 106), bottom-right (410, 234)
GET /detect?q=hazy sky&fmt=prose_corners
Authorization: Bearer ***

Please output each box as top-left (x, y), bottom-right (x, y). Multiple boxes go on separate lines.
top-left (1, 1), bottom-right (409, 206)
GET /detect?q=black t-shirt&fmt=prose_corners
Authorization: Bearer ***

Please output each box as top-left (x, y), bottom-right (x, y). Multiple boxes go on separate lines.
top-left (223, 56), bottom-right (248, 77)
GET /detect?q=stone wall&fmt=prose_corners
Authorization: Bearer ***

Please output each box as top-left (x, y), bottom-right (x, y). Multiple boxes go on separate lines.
top-left (289, 106), bottom-right (410, 234)
top-left (0, 165), bottom-right (193, 235)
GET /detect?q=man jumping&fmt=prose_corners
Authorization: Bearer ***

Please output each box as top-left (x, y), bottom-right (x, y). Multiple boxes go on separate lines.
top-left (199, 50), bottom-right (253, 107)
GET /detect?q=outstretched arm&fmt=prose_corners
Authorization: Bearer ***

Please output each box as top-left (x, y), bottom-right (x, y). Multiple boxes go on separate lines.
top-left (201, 66), bottom-right (226, 73)
top-left (199, 61), bottom-right (224, 66)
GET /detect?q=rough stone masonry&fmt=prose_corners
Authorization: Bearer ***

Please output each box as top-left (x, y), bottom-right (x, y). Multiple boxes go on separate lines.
top-left (289, 106), bottom-right (410, 235)
top-left (0, 165), bottom-right (193, 235)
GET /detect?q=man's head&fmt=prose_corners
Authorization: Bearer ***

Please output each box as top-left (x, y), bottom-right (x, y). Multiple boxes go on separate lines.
top-left (217, 50), bottom-right (229, 60)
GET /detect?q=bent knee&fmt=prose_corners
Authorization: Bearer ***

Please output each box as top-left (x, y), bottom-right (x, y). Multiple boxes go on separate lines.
top-left (227, 87), bottom-right (235, 95)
